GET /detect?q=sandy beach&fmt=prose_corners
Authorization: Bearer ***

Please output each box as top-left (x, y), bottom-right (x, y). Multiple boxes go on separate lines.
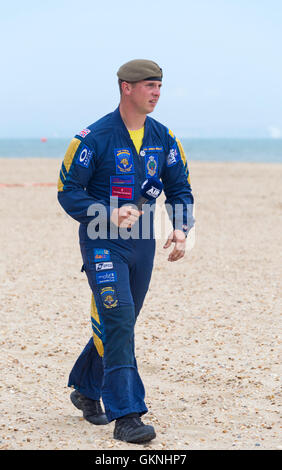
top-left (0, 158), bottom-right (281, 450)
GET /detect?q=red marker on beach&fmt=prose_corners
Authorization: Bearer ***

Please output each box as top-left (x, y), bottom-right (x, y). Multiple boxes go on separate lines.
top-left (41, 137), bottom-right (47, 142)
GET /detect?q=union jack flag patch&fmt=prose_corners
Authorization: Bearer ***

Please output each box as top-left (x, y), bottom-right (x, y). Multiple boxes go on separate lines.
top-left (77, 128), bottom-right (91, 138)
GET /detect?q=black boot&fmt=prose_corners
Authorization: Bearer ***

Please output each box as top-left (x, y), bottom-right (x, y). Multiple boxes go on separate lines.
top-left (70, 389), bottom-right (108, 425)
top-left (114, 413), bottom-right (156, 443)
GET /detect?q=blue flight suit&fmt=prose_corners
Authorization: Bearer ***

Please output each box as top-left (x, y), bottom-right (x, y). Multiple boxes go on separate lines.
top-left (57, 106), bottom-right (194, 422)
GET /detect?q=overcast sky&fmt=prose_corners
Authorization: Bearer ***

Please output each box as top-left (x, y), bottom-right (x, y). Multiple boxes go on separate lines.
top-left (1, 0), bottom-right (281, 138)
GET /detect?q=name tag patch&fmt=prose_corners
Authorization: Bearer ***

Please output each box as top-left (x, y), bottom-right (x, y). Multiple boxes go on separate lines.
top-left (96, 271), bottom-right (117, 284)
top-left (76, 145), bottom-right (93, 168)
top-left (142, 146), bottom-right (163, 153)
top-left (115, 148), bottom-right (135, 174)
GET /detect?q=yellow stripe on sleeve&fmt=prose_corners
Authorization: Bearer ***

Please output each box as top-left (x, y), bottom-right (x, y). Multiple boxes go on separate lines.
top-left (176, 137), bottom-right (191, 185)
top-left (57, 138), bottom-right (81, 192)
top-left (63, 137), bottom-right (81, 172)
top-left (57, 175), bottom-right (64, 192)
top-left (168, 128), bottom-right (175, 139)
top-left (91, 294), bottom-right (104, 357)
top-left (61, 165), bottom-right (66, 180)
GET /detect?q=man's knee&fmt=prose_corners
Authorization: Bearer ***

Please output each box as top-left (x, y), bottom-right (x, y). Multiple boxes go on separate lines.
top-left (101, 304), bottom-right (136, 368)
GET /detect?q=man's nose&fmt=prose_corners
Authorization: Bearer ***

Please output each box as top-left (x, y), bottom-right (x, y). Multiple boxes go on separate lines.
top-left (153, 88), bottom-right (160, 97)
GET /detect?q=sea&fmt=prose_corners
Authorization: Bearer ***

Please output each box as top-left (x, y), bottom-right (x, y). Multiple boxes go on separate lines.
top-left (0, 138), bottom-right (281, 163)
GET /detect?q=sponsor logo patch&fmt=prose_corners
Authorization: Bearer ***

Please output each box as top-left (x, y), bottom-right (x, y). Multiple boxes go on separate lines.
top-left (96, 270), bottom-right (117, 284)
top-left (100, 286), bottom-right (118, 309)
top-left (76, 145), bottom-right (93, 168)
top-left (145, 154), bottom-right (158, 178)
top-left (95, 262), bottom-right (113, 271)
top-left (115, 148), bottom-right (134, 174)
top-left (77, 128), bottom-right (91, 138)
top-left (111, 186), bottom-right (133, 200)
top-left (94, 248), bottom-right (111, 262)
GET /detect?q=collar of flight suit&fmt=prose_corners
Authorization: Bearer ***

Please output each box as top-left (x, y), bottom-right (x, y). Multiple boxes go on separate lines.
top-left (111, 106), bottom-right (151, 151)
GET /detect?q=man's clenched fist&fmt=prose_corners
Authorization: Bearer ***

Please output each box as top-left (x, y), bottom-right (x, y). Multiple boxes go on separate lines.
top-left (111, 206), bottom-right (143, 228)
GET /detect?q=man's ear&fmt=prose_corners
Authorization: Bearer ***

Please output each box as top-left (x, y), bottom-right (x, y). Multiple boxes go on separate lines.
top-left (121, 81), bottom-right (132, 96)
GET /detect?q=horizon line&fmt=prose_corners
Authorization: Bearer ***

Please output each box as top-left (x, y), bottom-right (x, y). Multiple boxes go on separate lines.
top-left (0, 136), bottom-right (282, 141)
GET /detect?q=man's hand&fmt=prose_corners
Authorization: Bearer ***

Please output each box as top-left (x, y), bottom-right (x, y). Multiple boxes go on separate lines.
top-left (111, 206), bottom-right (143, 228)
top-left (163, 229), bottom-right (186, 262)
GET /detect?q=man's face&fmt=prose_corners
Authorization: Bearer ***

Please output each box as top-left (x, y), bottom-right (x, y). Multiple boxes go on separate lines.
top-left (126, 80), bottom-right (162, 114)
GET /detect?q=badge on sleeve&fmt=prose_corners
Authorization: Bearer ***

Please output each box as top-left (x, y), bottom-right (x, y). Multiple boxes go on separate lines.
top-left (77, 128), bottom-right (91, 138)
top-left (166, 144), bottom-right (181, 167)
top-left (76, 145), bottom-right (94, 168)
top-left (114, 148), bottom-right (135, 174)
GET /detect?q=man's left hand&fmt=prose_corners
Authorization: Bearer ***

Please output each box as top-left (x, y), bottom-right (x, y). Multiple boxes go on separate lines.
top-left (163, 230), bottom-right (186, 262)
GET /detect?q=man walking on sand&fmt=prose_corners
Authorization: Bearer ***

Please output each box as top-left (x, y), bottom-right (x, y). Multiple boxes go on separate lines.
top-left (57, 59), bottom-right (194, 443)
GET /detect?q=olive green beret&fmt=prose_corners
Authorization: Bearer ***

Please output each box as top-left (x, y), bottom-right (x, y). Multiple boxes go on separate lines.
top-left (117, 59), bottom-right (163, 82)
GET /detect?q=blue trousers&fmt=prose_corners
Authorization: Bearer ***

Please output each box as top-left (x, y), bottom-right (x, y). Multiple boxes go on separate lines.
top-left (68, 237), bottom-right (156, 422)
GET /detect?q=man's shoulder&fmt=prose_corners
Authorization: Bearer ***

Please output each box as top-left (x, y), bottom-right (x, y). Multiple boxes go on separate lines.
top-left (147, 116), bottom-right (177, 144)
top-left (77, 111), bottom-right (114, 138)
top-left (147, 115), bottom-right (167, 133)
top-left (70, 110), bottom-right (117, 152)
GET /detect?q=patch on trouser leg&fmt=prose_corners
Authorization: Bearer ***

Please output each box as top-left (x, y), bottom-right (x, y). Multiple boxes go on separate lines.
top-left (91, 294), bottom-right (104, 357)
top-left (99, 285), bottom-right (119, 309)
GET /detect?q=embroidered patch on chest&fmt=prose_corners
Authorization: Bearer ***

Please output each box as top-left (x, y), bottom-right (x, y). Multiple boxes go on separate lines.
top-left (111, 186), bottom-right (134, 200)
top-left (141, 146), bottom-right (163, 155)
top-left (114, 148), bottom-right (135, 174)
top-left (145, 154), bottom-right (158, 178)
top-left (110, 175), bottom-right (134, 185)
